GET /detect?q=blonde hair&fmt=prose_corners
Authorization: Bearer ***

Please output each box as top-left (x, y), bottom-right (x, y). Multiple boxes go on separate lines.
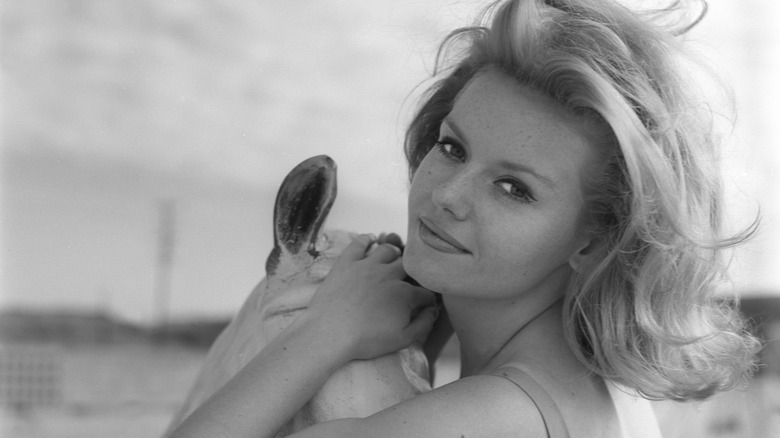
top-left (405, 0), bottom-right (760, 401)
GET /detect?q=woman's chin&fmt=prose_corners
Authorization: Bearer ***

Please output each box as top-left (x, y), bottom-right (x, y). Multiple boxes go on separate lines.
top-left (402, 253), bottom-right (432, 288)
top-left (402, 260), bottom-right (445, 296)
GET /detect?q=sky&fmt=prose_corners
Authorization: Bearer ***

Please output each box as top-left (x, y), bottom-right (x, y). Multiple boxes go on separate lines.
top-left (2, 0), bottom-right (779, 325)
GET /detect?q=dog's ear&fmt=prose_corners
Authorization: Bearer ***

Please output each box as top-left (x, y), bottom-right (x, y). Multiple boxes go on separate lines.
top-left (265, 155), bottom-right (337, 276)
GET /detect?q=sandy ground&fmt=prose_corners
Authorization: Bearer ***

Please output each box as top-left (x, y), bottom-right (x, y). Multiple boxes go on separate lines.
top-left (1, 343), bottom-right (205, 438)
top-left (1, 342), bottom-right (778, 438)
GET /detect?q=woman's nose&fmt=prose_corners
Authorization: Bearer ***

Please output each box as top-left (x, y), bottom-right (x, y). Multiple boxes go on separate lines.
top-left (431, 171), bottom-right (472, 221)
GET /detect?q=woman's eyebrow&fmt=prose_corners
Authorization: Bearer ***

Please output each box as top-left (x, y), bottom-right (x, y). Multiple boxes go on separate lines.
top-left (441, 117), bottom-right (468, 142)
top-left (498, 160), bottom-right (556, 188)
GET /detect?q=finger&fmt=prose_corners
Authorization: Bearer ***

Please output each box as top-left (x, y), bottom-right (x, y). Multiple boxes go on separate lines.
top-left (364, 243), bottom-right (402, 264)
top-left (338, 234), bottom-right (375, 262)
top-left (378, 232), bottom-right (404, 250)
top-left (408, 287), bottom-right (437, 309)
top-left (399, 285), bottom-right (436, 321)
top-left (405, 305), bottom-right (439, 345)
top-left (376, 257), bottom-right (411, 280)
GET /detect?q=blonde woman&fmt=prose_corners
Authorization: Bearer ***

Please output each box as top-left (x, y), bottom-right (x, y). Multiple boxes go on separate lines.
top-left (171, 1), bottom-right (759, 436)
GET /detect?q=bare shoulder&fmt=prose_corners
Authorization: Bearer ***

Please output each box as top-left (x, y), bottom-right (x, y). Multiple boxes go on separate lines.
top-left (292, 374), bottom-right (548, 438)
top-left (508, 362), bottom-right (623, 438)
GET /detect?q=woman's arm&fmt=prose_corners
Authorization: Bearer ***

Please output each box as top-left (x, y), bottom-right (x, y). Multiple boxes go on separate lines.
top-left (284, 373), bottom-right (548, 438)
top-left (169, 235), bottom-right (438, 438)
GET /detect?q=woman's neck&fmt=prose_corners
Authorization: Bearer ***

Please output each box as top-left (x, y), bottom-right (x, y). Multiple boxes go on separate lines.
top-left (445, 292), bottom-right (564, 377)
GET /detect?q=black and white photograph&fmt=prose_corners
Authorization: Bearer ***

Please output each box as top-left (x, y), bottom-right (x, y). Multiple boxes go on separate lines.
top-left (2, 1), bottom-right (779, 437)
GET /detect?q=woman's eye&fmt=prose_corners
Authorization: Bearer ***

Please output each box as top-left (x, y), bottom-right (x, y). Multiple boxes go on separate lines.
top-left (496, 179), bottom-right (535, 203)
top-left (434, 140), bottom-right (466, 161)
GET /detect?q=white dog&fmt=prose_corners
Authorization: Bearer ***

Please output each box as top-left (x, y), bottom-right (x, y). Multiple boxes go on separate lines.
top-left (165, 155), bottom-right (431, 437)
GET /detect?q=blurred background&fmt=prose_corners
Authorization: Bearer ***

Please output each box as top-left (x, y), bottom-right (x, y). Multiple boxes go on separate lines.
top-left (1, 1), bottom-right (778, 437)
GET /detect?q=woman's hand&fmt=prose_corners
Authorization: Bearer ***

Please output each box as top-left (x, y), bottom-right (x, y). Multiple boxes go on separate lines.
top-left (306, 233), bottom-right (439, 361)
top-left (170, 234), bottom-right (438, 438)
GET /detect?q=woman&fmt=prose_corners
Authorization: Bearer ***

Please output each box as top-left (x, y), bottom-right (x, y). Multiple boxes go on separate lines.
top-left (171, 0), bottom-right (760, 436)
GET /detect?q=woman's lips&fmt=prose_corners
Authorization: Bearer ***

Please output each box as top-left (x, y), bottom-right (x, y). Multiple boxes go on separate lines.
top-left (418, 218), bottom-right (470, 254)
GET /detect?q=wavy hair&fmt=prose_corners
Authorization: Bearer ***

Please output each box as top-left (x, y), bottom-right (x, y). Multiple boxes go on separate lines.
top-left (404, 0), bottom-right (760, 401)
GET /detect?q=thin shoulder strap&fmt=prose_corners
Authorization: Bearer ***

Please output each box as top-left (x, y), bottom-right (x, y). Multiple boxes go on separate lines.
top-left (492, 367), bottom-right (570, 438)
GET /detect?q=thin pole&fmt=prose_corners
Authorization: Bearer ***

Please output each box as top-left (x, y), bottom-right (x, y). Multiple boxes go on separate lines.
top-left (154, 198), bottom-right (176, 334)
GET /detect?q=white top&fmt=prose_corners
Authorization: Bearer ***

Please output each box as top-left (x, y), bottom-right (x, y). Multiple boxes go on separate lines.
top-left (607, 382), bottom-right (663, 438)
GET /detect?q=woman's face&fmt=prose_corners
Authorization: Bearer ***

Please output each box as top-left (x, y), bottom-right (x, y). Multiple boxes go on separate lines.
top-left (403, 70), bottom-right (597, 301)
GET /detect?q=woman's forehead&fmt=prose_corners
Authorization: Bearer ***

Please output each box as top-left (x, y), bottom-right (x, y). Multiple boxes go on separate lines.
top-left (452, 70), bottom-right (586, 136)
top-left (448, 70), bottom-right (597, 177)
